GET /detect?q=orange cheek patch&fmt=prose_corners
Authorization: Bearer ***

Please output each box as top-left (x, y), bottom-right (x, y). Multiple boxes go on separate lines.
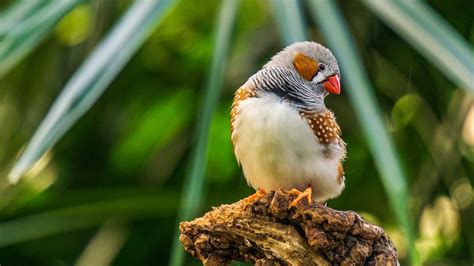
top-left (293, 52), bottom-right (318, 81)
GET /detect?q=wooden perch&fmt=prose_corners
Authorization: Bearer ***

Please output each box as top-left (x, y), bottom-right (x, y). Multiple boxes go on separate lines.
top-left (179, 189), bottom-right (398, 265)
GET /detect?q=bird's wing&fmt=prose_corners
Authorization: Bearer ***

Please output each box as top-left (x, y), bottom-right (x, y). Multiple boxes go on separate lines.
top-left (300, 109), bottom-right (346, 160)
top-left (299, 110), bottom-right (341, 145)
top-left (230, 85), bottom-right (257, 151)
top-left (337, 162), bottom-right (345, 185)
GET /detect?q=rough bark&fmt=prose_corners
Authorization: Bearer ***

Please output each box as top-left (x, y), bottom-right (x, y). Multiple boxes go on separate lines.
top-left (179, 189), bottom-right (398, 265)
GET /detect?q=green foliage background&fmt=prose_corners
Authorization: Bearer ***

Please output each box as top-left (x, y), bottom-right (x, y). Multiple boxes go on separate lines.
top-left (0, 0), bottom-right (473, 265)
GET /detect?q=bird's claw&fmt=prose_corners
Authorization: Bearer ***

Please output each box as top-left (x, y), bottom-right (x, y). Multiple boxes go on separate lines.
top-left (289, 186), bottom-right (313, 206)
top-left (246, 188), bottom-right (266, 202)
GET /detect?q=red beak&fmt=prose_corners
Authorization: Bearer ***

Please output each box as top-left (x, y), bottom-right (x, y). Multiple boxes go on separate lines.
top-left (323, 75), bottom-right (341, 94)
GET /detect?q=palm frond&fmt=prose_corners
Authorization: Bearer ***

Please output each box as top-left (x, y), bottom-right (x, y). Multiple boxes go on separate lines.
top-left (270, 0), bottom-right (307, 45)
top-left (8, 0), bottom-right (176, 183)
top-left (169, 0), bottom-right (240, 265)
top-left (0, 0), bottom-right (81, 79)
top-left (0, 193), bottom-right (176, 247)
top-left (364, 0), bottom-right (474, 93)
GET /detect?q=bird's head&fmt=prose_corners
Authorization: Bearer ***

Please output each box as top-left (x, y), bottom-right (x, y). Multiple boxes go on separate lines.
top-left (264, 41), bottom-right (341, 97)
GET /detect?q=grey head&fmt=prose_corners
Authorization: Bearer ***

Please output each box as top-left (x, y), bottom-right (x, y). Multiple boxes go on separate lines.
top-left (252, 41), bottom-right (341, 111)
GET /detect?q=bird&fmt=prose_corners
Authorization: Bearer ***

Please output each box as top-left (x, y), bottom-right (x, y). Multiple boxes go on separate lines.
top-left (230, 41), bottom-right (346, 205)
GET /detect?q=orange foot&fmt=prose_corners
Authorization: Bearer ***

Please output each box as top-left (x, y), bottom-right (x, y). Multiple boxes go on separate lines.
top-left (246, 188), bottom-right (266, 202)
top-left (289, 186), bottom-right (312, 207)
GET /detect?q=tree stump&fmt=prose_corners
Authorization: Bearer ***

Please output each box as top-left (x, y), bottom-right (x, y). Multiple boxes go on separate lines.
top-left (179, 189), bottom-right (398, 265)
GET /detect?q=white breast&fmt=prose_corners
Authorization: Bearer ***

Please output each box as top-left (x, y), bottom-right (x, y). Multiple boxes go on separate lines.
top-left (232, 93), bottom-right (345, 202)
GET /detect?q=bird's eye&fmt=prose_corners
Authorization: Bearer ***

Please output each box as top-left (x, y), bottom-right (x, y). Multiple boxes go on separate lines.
top-left (318, 64), bottom-right (326, 71)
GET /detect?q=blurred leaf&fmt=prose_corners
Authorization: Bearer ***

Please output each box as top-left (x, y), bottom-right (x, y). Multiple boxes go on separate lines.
top-left (54, 3), bottom-right (93, 46)
top-left (8, 0), bottom-right (176, 183)
top-left (391, 94), bottom-right (423, 130)
top-left (308, 1), bottom-right (419, 264)
top-left (0, 193), bottom-right (177, 247)
top-left (0, 0), bottom-right (43, 35)
top-left (417, 196), bottom-right (460, 262)
top-left (206, 104), bottom-right (239, 183)
top-left (111, 89), bottom-right (195, 174)
top-left (270, 0), bottom-right (307, 45)
top-left (0, 0), bottom-right (80, 79)
top-left (75, 220), bottom-right (129, 266)
top-left (1, 187), bottom-right (171, 217)
top-left (169, 0), bottom-right (240, 265)
top-left (364, 0), bottom-right (474, 93)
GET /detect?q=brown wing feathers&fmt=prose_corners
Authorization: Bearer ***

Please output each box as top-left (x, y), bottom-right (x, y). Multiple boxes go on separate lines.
top-left (230, 87), bottom-right (257, 146)
top-left (299, 110), bottom-right (341, 144)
